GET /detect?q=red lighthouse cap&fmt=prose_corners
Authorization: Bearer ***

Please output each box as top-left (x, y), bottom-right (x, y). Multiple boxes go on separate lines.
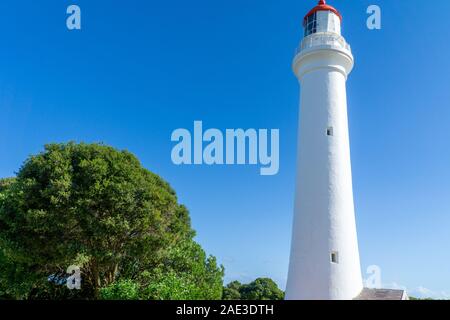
top-left (303, 0), bottom-right (342, 26)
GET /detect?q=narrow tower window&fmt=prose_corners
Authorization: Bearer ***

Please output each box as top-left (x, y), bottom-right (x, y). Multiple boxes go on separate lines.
top-left (327, 127), bottom-right (334, 136)
top-left (331, 251), bottom-right (339, 264)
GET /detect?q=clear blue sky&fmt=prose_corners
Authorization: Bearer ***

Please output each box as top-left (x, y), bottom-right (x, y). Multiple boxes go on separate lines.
top-left (1, 0), bottom-right (450, 298)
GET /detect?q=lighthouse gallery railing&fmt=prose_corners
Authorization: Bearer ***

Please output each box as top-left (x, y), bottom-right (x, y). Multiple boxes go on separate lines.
top-left (296, 32), bottom-right (351, 55)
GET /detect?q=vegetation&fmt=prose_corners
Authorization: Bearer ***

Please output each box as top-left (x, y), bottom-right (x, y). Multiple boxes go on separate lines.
top-left (0, 142), bottom-right (224, 300)
top-left (409, 296), bottom-right (435, 301)
top-left (222, 278), bottom-right (284, 300)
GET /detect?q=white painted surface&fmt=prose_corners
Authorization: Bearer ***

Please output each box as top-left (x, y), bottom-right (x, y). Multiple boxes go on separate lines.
top-left (316, 11), bottom-right (341, 35)
top-left (286, 10), bottom-right (363, 300)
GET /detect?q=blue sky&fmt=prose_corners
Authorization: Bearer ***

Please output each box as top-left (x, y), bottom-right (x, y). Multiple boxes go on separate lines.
top-left (1, 0), bottom-right (450, 298)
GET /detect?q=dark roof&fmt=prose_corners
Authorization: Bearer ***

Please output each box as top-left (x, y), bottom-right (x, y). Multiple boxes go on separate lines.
top-left (354, 288), bottom-right (407, 300)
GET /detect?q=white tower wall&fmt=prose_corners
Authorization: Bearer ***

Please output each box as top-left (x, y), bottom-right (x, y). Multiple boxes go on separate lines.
top-left (286, 7), bottom-right (363, 300)
top-left (316, 11), bottom-right (341, 34)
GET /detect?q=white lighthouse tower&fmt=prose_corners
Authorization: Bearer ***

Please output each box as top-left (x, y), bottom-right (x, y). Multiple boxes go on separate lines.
top-left (286, 0), bottom-right (363, 300)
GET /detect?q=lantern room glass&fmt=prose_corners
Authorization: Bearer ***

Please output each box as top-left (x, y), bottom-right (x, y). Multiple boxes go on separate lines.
top-left (304, 12), bottom-right (317, 37)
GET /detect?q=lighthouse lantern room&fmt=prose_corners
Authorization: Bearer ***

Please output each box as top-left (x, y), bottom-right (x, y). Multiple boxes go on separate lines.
top-left (303, 0), bottom-right (342, 36)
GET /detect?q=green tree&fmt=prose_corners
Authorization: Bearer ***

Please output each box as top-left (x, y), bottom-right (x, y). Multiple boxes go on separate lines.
top-left (223, 278), bottom-right (284, 300)
top-left (142, 240), bottom-right (224, 300)
top-left (99, 239), bottom-right (224, 300)
top-left (0, 142), bottom-right (223, 300)
top-left (222, 281), bottom-right (242, 300)
top-left (99, 279), bottom-right (140, 300)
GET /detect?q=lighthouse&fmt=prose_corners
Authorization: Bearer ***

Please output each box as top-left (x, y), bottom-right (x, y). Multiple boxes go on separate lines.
top-left (285, 0), bottom-right (363, 300)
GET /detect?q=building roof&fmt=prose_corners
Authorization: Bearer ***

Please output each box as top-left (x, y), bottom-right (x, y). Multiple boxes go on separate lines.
top-left (354, 288), bottom-right (408, 300)
top-left (304, 0), bottom-right (342, 25)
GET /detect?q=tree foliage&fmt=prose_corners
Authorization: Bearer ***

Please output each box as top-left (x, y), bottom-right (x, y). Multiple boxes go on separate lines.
top-left (222, 281), bottom-right (242, 300)
top-left (222, 278), bottom-right (284, 300)
top-left (0, 142), bottom-right (223, 300)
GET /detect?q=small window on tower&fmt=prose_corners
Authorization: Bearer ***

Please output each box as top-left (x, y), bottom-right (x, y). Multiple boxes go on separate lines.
top-left (331, 251), bottom-right (339, 264)
top-left (327, 127), bottom-right (334, 136)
